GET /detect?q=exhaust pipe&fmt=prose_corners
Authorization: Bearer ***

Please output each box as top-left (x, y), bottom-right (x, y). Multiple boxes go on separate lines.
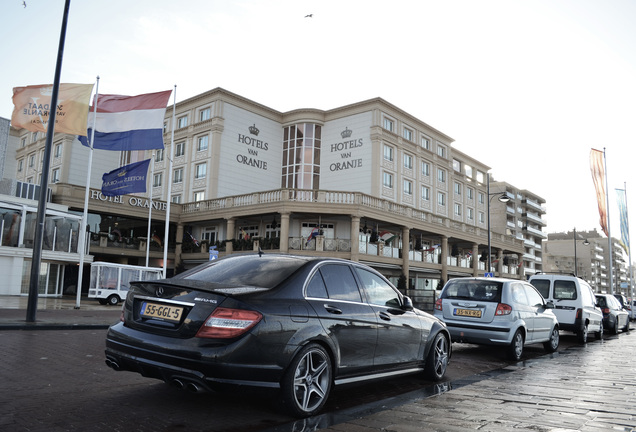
top-left (170, 379), bottom-right (185, 389)
top-left (186, 382), bottom-right (202, 393)
top-left (105, 359), bottom-right (121, 371)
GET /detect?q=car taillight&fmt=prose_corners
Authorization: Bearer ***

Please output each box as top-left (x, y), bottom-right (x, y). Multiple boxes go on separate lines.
top-left (195, 307), bottom-right (262, 339)
top-left (435, 298), bottom-right (442, 311)
top-left (495, 303), bottom-right (512, 316)
top-left (575, 308), bottom-right (582, 319)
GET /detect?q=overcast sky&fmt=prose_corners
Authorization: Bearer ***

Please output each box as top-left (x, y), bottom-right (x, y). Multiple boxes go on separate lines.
top-left (2, 0), bottom-right (636, 245)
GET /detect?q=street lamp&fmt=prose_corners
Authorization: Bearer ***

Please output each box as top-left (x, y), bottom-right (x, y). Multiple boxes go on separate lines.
top-left (487, 173), bottom-right (510, 275)
top-left (573, 227), bottom-right (590, 277)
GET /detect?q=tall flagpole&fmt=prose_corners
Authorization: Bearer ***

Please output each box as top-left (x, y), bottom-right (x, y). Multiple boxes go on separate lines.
top-left (146, 155), bottom-right (154, 267)
top-left (623, 182), bottom-right (633, 306)
top-left (162, 85), bottom-right (176, 278)
top-left (26, 0), bottom-right (71, 322)
top-left (604, 148), bottom-right (615, 294)
top-left (75, 76), bottom-right (99, 309)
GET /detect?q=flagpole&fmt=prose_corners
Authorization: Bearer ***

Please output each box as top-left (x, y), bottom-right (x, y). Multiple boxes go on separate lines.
top-left (75, 76), bottom-right (99, 309)
top-left (623, 182), bottom-right (633, 306)
top-left (604, 148), bottom-right (615, 294)
top-left (162, 85), bottom-right (176, 278)
top-left (26, 0), bottom-right (71, 322)
top-left (146, 155), bottom-right (154, 267)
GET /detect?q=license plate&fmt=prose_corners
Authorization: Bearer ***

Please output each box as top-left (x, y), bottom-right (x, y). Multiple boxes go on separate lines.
top-left (141, 302), bottom-right (183, 323)
top-left (454, 308), bottom-right (482, 318)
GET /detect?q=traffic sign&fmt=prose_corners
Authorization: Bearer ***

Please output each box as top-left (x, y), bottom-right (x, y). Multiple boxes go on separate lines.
top-left (485, 272), bottom-right (494, 277)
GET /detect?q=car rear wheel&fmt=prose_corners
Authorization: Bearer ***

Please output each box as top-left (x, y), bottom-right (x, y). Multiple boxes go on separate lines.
top-left (107, 295), bottom-right (120, 306)
top-left (281, 343), bottom-right (332, 417)
top-left (424, 332), bottom-right (449, 381)
top-left (612, 319), bottom-right (619, 335)
top-left (577, 323), bottom-right (589, 343)
top-left (595, 321), bottom-right (603, 340)
top-left (543, 326), bottom-right (559, 353)
top-left (508, 329), bottom-right (524, 361)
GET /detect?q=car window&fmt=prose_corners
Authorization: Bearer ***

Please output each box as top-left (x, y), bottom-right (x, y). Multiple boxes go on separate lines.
top-left (596, 296), bottom-right (607, 308)
top-left (354, 267), bottom-right (400, 307)
top-left (579, 284), bottom-right (594, 307)
top-left (306, 271), bottom-right (328, 299)
top-left (529, 279), bottom-right (550, 298)
top-left (524, 284), bottom-right (545, 307)
top-left (511, 284), bottom-right (529, 305)
top-left (318, 264), bottom-right (362, 302)
top-left (553, 280), bottom-right (577, 300)
top-left (441, 280), bottom-right (502, 302)
top-left (608, 296), bottom-right (621, 310)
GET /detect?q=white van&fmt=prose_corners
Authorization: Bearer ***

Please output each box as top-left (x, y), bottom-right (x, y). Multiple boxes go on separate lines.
top-left (529, 273), bottom-right (603, 343)
top-left (89, 262), bottom-right (164, 306)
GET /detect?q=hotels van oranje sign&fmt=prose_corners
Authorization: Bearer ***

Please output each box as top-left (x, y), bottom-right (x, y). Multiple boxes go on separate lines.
top-left (90, 189), bottom-right (167, 211)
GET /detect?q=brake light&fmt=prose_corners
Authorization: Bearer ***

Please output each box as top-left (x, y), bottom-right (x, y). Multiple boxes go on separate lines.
top-left (195, 307), bottom-right (262, 338)
top-left (575, 308), bottom-right (582, 319)
top-left (495, 303), bottom-right (512, 316)
top-left (435, 298), bottom-right (443, 311)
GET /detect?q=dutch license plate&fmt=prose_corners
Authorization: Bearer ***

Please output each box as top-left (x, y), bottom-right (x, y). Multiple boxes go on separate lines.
top-left (454, 308), bottom-right (482, 318)
top-left (141, 302), bottom-right (183, 323)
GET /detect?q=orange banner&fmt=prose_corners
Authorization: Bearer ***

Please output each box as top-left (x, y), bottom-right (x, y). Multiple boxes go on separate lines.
top-left (11, 83), bottom-right (94, 135)
top-left (590, 148), bottom-right (608, 237)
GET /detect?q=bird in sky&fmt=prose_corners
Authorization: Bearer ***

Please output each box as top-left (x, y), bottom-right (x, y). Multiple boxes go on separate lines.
top-left (305, 14), bottom-right (313, 18)
top-left (22, 1), bottom-right (27, 7)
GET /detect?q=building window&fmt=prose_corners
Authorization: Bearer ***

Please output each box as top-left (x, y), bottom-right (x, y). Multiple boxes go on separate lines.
top-left (177, 116), bottom-right (188, 128)
top-left (421, 161), bottom-right (430, 177)
top-left (403, 153), bottom-right (413, 170)
top-left (32, 132), bottom-right (39, 142)
top-left (155, 149), bottom-right (164, 162)
top-left (437, 168), bottom-right (446, 183)
top-left (383, 145), bottom-right (394, 162)
top-left (454, 182), bottom-right (461, 195)
top-left (421, 186), bottom-right (430, 202)
top-left (403, 180), bottom-right (413, 196)
top-left (453, 159), bottom-right (461, 172)
top-left (194, 191), bottom-right (205, 202)
top-left (54, 144), bottom-right (62, 158)
top-left (18, 160), bottom-right (23, 172)
top-left (51, 168), bottom-right (60, 183)
top-left (29, 154), bottom-right (35, 167)
top-left (21, 137), bottom-right (26, 147)
top-left (173, 168), bottom-right (183, 183)
top-left (479, 211), bottom-right (485, 224)
top-left (197, 135), bottom-right (208, 151)
top-left (383, 172), bottom-right (393, 188)
top-left (467, 207), bottom-right (474, 221)
top-left (421, 136), bottom-right (430, 150)
top-left (153, 173), bottom-right (162, 187)
top-left (403, 128), bottom-right (413, 141)
top-left (175, 141), bottom-right (185, 157)
top-left (438, 192), bottom-right (446, 206)
top-left (171, 195), bottom-right (181, 204)
top-left (454, 203), bottom-right (462, 216)
top-left (437, 143), bottom-right (446, 158)
top-left (195, 163), bottom-right (207, 179)
top-left (478, 192), bottom-right (485, 205)
top-left (201, 226), bottom-right (217, 243)
top-left (383, 117), bottom-right (394, 132)
top-left (467, 187), bottom-right (474, 200)
top-left (477, 170), bottom-right (485, 184)
top-left (281, 123), bottom-right (322, 190)
top-left (199, 107), bottom-right (211, 122)
top-left (464, 164), bottom-right (473, 179)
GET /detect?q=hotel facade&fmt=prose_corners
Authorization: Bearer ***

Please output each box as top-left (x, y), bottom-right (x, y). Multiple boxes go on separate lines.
top-left (4, 88), bottom-right (541, 308)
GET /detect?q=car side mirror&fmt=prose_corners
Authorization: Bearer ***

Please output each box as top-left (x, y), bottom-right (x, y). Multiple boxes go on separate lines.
top-left (402, 296), bottom-right (414, 311)
top-left (545, 301), bottom-right (555, 309)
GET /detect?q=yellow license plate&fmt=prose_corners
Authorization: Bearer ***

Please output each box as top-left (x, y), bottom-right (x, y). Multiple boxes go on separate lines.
top-left (454, 308), bottom-right (482, 318)
top-left (141, 302), bottom-right (183, 323)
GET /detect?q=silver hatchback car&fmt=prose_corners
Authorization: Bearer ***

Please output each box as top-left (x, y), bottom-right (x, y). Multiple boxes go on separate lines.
top-left (434, 277), bottom-right (559, 361)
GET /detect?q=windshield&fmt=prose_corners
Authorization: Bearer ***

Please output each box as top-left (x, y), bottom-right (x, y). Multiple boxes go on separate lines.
top-left (441, 279), bottom-right (502, 302)
top-left (173, 254), bottom-right (307, 289)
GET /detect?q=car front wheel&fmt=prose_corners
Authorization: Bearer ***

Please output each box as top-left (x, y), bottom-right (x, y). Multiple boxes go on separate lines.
top-left (543, 326), bottom-right (559, 353)
top-left (595, 321), bottom-right (603, 340)
top-left (281, 343), bottom-right (332, 418)
top-left (424, 332), bottom-right (449, 381)
top-left (508, 329), bottom-right (524, 361)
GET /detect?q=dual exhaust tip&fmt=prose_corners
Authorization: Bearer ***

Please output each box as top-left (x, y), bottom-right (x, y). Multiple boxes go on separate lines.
top-left (104, 358), bottom-right (203, 393)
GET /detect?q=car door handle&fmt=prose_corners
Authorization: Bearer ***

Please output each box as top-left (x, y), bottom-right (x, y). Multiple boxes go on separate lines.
top-left (379, 311), bottom-right (391, 321)
top-left (323, 304), bottom-right (342, 314)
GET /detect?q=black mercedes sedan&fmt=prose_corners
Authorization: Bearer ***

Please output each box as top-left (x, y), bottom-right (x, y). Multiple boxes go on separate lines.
top-left (105, 253), bottom-right (451, 417)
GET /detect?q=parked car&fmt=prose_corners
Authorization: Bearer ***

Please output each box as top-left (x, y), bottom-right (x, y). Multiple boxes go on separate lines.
top-left (596, 294), bottom-right (630, 334)
top-left (614, 293), bottom-right (630, 312)
top-left (105, 254), bottom-right (451, 417)
top-left (528, 273), bottom-right (603, 343)
top-left (434, 277), bottom-right (559, 361)
top-left (631, 300), bottom-right (636, 321)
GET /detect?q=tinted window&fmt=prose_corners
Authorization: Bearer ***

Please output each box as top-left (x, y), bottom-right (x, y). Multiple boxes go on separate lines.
top-left (319, 264), bottom-right (362, 302)
top-left (553, 280), bottom-right (577, 300)
top-left (529, 279), bottom-right (550, 298)
top-left (442, 280), bottom-right (502, 302)
top-left (306, 272), bottom-right (328, 298)
top-left (355, 267), bottom-right (400, 307)
top-left (524, 284), bottom-right (545, 307)
top-left (176, 255), bottom-right (305, 288)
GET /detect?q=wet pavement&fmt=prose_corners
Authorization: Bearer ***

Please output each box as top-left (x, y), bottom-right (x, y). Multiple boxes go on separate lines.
top-left (1, 295), bottom-right (635, 431)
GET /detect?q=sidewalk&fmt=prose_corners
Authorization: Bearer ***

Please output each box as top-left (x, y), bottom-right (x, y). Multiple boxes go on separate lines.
top-left (0, 295), bottom-right (121, 330)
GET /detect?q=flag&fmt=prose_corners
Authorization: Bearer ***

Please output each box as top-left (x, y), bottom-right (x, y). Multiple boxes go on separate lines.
top-left (379, 231), bottom-right (397, 244)
top-left (151, 233), bottom-right (162, 247)
top-left (101, 159), bottom-right (151, 197)
top-left (616, 188), bottom-right (630, 255)
top-left (11, 83), bottom-right (94, 135)
top-left (79, 90), bottom-right (172, 151)
top-left (306, 227), bottom-right (319, 246)
top-left (590, 149), bottom-right (609, 237)
top-left (187, 231), bottom-right (199, 247)
top-left (240, 229), bottom-right (250, 241)
top-left (423, 244), bottom-right (440, 253)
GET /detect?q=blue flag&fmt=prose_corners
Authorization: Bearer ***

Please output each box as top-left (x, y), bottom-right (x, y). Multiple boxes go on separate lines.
top-left (101, 159), bottom-right (151, 197)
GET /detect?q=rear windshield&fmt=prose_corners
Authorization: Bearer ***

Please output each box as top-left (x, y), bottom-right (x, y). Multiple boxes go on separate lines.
top-left (441, 280), bottom-right (502, 302)
top-left (554, 280), bottom-right (577, 300)
top-left (529, 279), bottom-right (550, 298)
top-left (174, 255), bottom-right (307, 288)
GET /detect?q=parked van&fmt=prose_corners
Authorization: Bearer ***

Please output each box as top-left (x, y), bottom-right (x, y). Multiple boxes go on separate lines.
top-left (89, 262), bottom-right (164, 306)
top-left (529, 273), bottom-right (603, 343)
